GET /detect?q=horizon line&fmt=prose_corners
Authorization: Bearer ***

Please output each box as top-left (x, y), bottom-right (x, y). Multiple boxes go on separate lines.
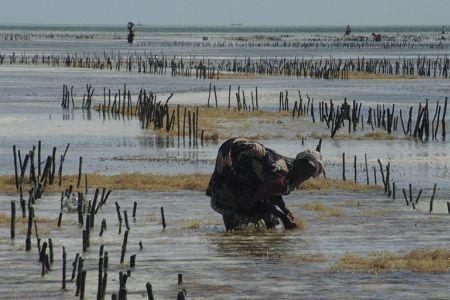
top-left (0, 22), bottom-right (448, 27)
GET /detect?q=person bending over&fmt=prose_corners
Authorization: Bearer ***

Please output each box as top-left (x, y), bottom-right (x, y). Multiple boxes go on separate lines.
top-left (206, 138), bottom-right (324, 230)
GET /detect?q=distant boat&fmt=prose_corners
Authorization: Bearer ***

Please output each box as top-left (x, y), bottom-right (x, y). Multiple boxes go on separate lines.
top-left (230, 23), bottom-right (243, 26)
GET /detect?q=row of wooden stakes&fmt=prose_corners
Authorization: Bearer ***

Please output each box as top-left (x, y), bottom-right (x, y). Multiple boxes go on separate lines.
top-left (339, 152), bottom-right (444, 213)
top-left (7, 50), bottom-right (450, 80)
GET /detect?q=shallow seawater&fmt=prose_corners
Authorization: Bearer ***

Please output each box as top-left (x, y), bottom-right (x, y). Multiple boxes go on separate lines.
top-left (1, 26), bottom-right (450, 299)
top-left (1, 65), bottom-right (449, 186)
top-left (1, 24), bottom-right (450, 59)
top-left (1, 190), bottom-right (450, 299)
top-left (1, 105), bottom-right (449, 194)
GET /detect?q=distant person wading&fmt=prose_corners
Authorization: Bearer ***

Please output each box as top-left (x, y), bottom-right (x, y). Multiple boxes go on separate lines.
top-left (206, 138), bottom-right (324, 230)
top-left (127, 21), bottom-right (135, 44)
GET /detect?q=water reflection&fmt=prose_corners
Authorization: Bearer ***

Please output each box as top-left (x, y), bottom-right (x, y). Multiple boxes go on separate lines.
top-left (209, 230), bottom-right (293, 260)
top-left (62, 112), bottom-right (74, 120)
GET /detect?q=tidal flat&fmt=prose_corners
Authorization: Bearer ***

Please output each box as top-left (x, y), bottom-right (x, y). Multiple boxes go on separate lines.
top-left (1, 25), bottom-right (450, 299)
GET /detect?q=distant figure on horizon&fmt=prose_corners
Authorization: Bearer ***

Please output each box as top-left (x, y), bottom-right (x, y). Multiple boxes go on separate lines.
top-left (127, 21), bottom-right (135, 44)
top-left (345, 24), bottom-right (352, 35)
top-left (372, 32), bottom-right (382, 42)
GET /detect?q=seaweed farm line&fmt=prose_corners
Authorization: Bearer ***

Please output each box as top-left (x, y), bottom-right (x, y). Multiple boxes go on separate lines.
top-left (2, 51), bottom-right (450, 80)
top-left (60, 82), bottom-right (449, 142)
top-left (2, 27), bottom-right (450, 80)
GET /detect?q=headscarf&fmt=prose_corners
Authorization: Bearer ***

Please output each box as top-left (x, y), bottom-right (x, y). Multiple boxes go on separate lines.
top-left (286, 150), bottom-right (324, 192)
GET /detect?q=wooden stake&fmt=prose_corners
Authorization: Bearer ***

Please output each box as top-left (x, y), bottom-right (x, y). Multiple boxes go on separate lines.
top-left (124, 210), bottom-right (130, 231)
top-left (373, 166), bottom-right (377, 185)
top-left (130, 254), bottom-right (136, 268)
top-left (364, 154), bottom-right (369, 185)
top-left (430, 183), bottom-right (437, 213)
top-left (13, 146), bottom-right (19, 190)
top-left (228, 85), bottom-right (231, 109)
top-left (49, 238), bottom-right (54, 264)
top-left (207, 82), bottom-right (211, 107)
top-left (84, 174), bottom-right (88, 194)
top-left (342, 153), bottom-right (346, 181)
top-left (402, 188), bottom-right (409, 205)
top-left (77, 157), bottom-right (82, 188)
top-left (214, 85), bottom-right (218, 107)
top-left (62, 246), bottom-right (66, 290)
top-left (10, 201), bottom-right (15, 239)
top-left (58, 212), bottom-right (62, 227)
top-left (132, 201), bottom-right (137, 218)
top-left (80, 270), bottom-right (87, 300)
top-left (161, 207), bottom-right (166, 229)
top-left (146, 282), bottom-right (154, 300)
top-left (120, 230), bottom-right (129, 264)
top-left (415, 189), bottom-right (423, 204)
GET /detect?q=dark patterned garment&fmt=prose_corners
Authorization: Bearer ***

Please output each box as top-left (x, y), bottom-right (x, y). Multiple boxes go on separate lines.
top-left (206, 137), bottom-right (324, 230)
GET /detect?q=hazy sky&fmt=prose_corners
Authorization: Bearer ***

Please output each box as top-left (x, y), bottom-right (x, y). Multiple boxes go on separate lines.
top-left (1, 0), bottom-right (449, 26)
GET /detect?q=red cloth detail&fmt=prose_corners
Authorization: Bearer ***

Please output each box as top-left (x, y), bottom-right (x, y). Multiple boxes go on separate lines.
top-left (255, 174), bottom-right (287, 200)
